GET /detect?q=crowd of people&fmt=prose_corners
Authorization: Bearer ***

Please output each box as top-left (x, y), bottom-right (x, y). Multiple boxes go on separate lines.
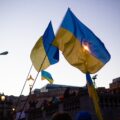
top-left (15, 111), bottom-right (92, 120)
top-left (14, 87), bottom-right (92, 120)
top-left (51, 111), bottom-right (92, 120)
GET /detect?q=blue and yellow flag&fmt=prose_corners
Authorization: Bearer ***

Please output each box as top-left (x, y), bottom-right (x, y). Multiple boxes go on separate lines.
top-left (30, 22), bottom-right (59, 72)
top-left (53, 8), bottom-right (110, 120)
top-left (41, 70), bottom-right (53, 84)
top-left (53, 8), bottom-right (110, 74)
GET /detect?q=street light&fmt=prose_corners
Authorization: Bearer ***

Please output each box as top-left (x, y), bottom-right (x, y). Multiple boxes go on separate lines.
top-left (12, 107), bottom-right (15, 112)
top-left (28, 75), bottom-right (34, 95)
top-left (1, 94), bottom-right (6, 102)
top-left (0, 93), bottom-right (6, 119)
top-left (0, 51), bottom-right (8, 55)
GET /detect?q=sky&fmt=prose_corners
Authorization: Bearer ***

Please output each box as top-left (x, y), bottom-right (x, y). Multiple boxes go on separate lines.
top-left (0, 0), bottom-right (120, 96)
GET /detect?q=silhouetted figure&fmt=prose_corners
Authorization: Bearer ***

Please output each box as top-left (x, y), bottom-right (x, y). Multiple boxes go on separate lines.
top-left (29, 100), bottom-right (38, 110)
top-left (15, 110), bottom-right (26, 120)
top-left (51, 96), bottom-right (60, 105)
top-left (40, 99), bottom-right (49, 111)
top-left (71, 91), bottom-right (76, 97)
top-left (51, 112), bottom-right (72, 120)
top-left (64, 87), bottom-right (71, 98)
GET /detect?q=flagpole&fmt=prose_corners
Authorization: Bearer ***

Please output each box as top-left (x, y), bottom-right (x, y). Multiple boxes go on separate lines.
top-left (86, 73), bottom-right (103, 120)
top-left (15, 64), bottom-right (33, 110)
top-left (18, 34), bottom-right (54, 120)
top-left (82, 40), bottom-right (103, 120)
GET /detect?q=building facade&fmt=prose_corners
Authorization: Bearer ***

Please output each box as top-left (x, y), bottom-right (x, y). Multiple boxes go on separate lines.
top-left (1, 77), bottom-right (120, 120)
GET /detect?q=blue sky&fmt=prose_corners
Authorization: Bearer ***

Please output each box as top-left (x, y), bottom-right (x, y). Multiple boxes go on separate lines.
top-left (0, 0), bottom-right (120, 96)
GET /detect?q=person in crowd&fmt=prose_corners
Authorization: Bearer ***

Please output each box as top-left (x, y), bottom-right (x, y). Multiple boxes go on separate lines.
top-left (64, 87), bottom-right (71, 98)
top-left (51, 96), bottom-right (60, 105)
top-left (75, 111), bottom-right (92, 120)
top-left (15, 109), bottom-right (26, 120)
top-left (51, 112), bottom-right (72, 120)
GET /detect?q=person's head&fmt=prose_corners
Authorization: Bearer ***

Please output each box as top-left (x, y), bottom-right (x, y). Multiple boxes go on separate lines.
top-left (75, 111), bottom-right (92, 120)
top-left (51, 112), bottom-right (72, 120)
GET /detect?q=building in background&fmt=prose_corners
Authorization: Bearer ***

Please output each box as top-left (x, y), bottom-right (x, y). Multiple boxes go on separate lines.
top-left (0, 77), bottom-right (120, 120)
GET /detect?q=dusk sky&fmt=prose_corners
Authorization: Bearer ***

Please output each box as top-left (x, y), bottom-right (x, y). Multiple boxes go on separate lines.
top-left (0, 0), bottom-right (120, 96)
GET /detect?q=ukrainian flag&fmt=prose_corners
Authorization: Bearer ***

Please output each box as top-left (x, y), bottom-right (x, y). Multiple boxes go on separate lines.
top-left (41, 70), bottom-right (53, 84)
top-left (53, 8), bottom-right (111, 74)
top-left (30, 22), bottom-right (59, 72)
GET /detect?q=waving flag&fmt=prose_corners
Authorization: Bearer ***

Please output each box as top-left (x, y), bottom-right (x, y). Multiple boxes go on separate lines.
top-left (41, 70), bottom-right (53, 84)
top-left (53, 8), bottom-right (110, 74)
top-left (53, 8), bottom-right (111, 120)
top-left (30, 22), bottom-right (59, 72)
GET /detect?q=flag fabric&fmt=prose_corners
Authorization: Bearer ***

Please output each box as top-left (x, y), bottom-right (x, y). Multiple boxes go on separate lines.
top-left (53, 8), bottom-right (111, 74)
top-left (30, 21), bottom-right (59, 72)
top-left (53, 8), bottom-right (108, 120)
top-left (41, 70), bottom-right (53, 84)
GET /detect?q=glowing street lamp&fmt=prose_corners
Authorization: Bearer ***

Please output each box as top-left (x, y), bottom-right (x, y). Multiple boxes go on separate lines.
top-left (1, 94), bottom-right (6, 102)
top-left (1, 93), bottom-right (6, 119)
top-left (12, 107), bottom-right (15, 112)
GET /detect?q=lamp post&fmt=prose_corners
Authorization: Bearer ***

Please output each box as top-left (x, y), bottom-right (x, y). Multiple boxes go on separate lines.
top-left (0, 52), bottom-right (8, 119)
top-left (28, 76), bottom-right (34, 95)
top-left (1, 93), bottom-right (6, 119)
top-left (0, 51), bottom-right (8, 55)
top-left (27, 77), bottom-right (34, 120)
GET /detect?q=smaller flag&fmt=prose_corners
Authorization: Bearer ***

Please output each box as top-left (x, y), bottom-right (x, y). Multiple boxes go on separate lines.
top-left (27, 75), bottom-right (34, 80)
top-left (41, 70), bottom-right (53, 84)
top-left (30, 21), bottom-right (59, 72)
